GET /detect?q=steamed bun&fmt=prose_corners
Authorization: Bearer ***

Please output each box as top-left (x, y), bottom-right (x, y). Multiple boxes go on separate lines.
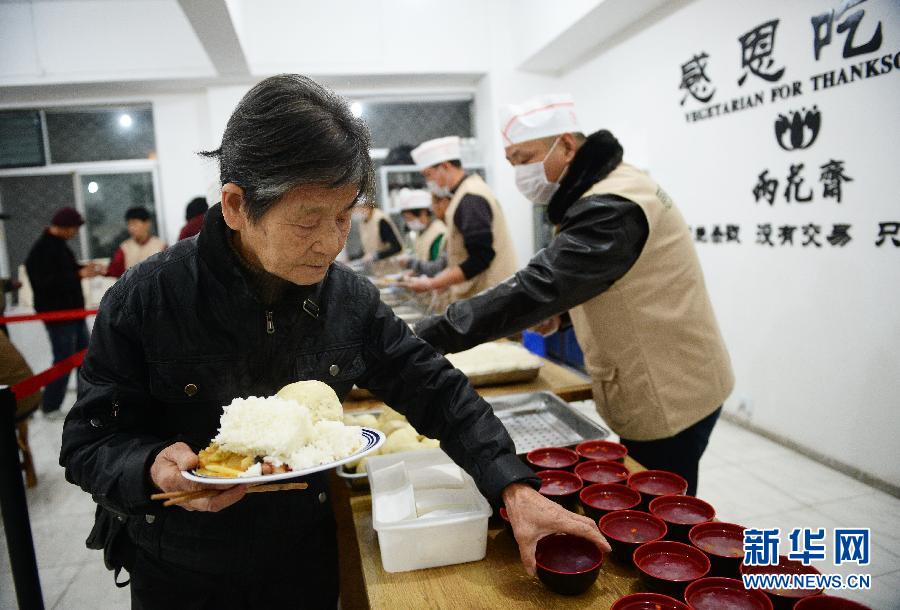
top-left (382, 426), bottom-right (420, 454)
top-left (277, 380), bottom-right (343, 422)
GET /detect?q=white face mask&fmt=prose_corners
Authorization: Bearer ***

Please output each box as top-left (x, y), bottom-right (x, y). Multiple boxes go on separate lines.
top-left (514, 138), bottom-right (565, 205)
top-left (426, 180), bottom-right (452, 199)
top-left (406, 219), bottom-right (426, 232)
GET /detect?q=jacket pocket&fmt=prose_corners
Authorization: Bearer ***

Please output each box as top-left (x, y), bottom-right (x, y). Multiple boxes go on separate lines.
top-left (294, 344), bottom-right (366, 384)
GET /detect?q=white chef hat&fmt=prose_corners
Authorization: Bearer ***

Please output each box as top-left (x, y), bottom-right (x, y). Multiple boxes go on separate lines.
top-left (396, 188), bottom-right (433, 212)
top-left (411, 136), bottom-right (462, 170)
top-left (498, 94), bottom-right (580, 146)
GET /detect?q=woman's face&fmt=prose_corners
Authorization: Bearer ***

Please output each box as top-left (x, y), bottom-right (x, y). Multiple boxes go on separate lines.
top-left (224, 182), bottom-right (360, 285)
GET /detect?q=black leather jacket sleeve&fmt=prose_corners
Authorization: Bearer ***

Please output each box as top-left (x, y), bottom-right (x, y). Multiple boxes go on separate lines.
top-left (414, 195), bottom-right (649, 354)
top-left (358, 294), bottom-right (539, 506)
top-left (59, 282), bottom-right (170, 515)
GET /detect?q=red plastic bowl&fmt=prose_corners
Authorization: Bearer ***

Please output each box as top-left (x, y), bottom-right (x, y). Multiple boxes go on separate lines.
top-left (794, 596), bottom-right (873, 609)
top-left (628, 470), bottom-right (689, 509)
top-left (576, 439), bottom-right (628, 463)
top-left (527, 446), bottom-right (580, 471)
top-left (535, 533), bottom-right (604, 596)
top-left (633, 540), bottom-right (710, 597)
top-left (599, 509), bottom-right (667, 564)
top-left (684, 577), bottom-right (774, 610)
top-left (579, 483), bottom-right (641, 521)
top-left (740, 556), bottom-right (824, 609)
top-left (536, 469), bottom-right (583, 507)
top-left (575, 459), bottom-right (631, 485)
top-left (689, 522), bottom-right (746, 578)
top-left (649, 494), bottom-right (715, 542)
top-left (610, 592), bottom-right (690, 610)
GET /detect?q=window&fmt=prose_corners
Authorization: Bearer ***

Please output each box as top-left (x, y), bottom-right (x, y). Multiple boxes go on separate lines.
top-left (80, 172), bottom-right (158, 258)
top-left (0, 111), bottom-right (45, 169)
top-left (46, 107), bottom-right (156, 163)
top-left (358, 100), bottom-right (473, 149)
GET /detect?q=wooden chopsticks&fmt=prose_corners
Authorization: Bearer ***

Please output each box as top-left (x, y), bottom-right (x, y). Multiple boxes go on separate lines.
top-left (151, 482), bottom-right (308, 507)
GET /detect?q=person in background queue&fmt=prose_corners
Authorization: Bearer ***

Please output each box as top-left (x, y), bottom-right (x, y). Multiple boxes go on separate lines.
top-left (415, 94), bottom-right (734, 495)
top-left (402, 136), bottom-right (517, 302)
top-left (397, 188), bottom-right (446, 263)
top-left (178, 196), bottom-right (209, 241)
top-left (59, 75), bottom-right (609, 609)
top-left (25, 207), bottom-right (99, 419)
top-left (105, 206), bottom-right (166, 278)
top-left (352, 203), bottom-right (403, 262)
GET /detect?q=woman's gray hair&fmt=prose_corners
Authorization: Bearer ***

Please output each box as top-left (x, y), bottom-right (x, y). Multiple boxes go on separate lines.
top-left (199, 74), bottom-right (375, 222)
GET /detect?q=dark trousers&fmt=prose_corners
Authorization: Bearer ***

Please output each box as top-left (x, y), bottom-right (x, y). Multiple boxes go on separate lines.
top-left (620, 406), bottom-right (722, 496)
top-left (129, 519), bottom-right (339, 610)
top-left (42, 320), bottom-right (89, 413)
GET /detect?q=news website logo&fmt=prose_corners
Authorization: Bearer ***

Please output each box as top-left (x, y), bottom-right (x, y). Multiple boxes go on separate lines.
top-left (742, 527), bottom-right (872, 592)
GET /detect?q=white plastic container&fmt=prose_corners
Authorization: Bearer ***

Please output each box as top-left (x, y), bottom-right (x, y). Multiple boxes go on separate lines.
top-left (366, 449), bottom-right (492, 573)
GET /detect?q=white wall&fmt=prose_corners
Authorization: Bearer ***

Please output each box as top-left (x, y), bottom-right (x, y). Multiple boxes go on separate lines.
top-left (0, 0), bottom-right (214, 86)
top-left (555, 0), bottom-right (900, 486)
top-left (152, 93), bottom-right (214, 241)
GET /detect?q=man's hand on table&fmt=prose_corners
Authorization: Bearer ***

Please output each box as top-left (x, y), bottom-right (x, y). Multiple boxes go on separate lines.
top-left (150, 442), bottom-right (247, 512)
top-left (502, 482), bottom-right (611, 577)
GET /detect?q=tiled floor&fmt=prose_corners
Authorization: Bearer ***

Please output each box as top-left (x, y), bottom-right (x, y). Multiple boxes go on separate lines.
top-left (2, 396), bottom-right (899, 609)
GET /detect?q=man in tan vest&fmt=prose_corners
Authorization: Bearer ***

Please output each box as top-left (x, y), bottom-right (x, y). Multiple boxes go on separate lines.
top-left (105, 206), bottom-right (166, 277)
top-left (404, 136), bottom-right (517, 303)
top-left (352, 205), bottom-right (403, 263)
top-left (415, 95), bottom-right (734, 494)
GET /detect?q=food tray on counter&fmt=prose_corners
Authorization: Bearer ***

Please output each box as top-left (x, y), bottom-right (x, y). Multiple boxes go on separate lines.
top-left (336, 390), bottom-right (609, 489)
top-left (347, 358), bottom-right (541, 400)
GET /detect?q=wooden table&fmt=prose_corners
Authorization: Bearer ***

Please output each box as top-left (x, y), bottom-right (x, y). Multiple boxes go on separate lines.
top-left (331, 358), bottom-right (651, 609)
top-left (335, 456), bottom-right (647, 610)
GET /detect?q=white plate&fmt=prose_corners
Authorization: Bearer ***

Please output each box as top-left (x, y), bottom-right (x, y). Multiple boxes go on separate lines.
top-left (181, 427), bottom-right (385, 485)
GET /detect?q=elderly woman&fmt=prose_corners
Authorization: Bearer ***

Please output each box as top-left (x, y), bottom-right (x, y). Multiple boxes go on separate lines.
top-left (60, 74), bottom-right (607, 609)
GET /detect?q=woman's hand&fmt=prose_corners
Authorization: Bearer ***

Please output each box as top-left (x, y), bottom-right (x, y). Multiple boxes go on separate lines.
top-left (502, 482), bottom-right (610, 576)
top-left (149, 442), bottom-right (247, 512)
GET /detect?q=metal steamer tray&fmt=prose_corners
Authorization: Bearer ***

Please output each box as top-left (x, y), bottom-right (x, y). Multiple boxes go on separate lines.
top-left (488, 391), bottom-right (610, 455)
top-left (335, 391), bottom-right (610, 489)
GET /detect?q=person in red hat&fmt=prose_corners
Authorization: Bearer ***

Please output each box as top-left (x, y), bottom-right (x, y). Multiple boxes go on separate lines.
top-left (24, 207), bottom-right (101, 418)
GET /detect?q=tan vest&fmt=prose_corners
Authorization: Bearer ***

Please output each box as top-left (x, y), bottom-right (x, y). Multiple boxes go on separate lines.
top-left (568, 163), bottom-right (734, 441)
top-left (360, 208), bottom-right (402, 258)
top-left (414, 219), bottom-right (447, 262)
top-left (121, 236), bottom-right (165, 270)
top-left (445, 174), bottom-right (517, 302)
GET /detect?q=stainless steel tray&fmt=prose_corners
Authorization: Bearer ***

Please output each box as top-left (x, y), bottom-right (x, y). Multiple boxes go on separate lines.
top-left (488, 391), bottom-right (610, 454)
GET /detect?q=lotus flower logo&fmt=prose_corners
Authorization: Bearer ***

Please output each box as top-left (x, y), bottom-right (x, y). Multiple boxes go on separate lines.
top-left (775, 106), bottom-right (821, 151)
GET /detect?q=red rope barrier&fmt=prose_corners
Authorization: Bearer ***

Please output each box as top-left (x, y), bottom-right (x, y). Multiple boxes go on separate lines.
top-left (11, 349), bottom-right (87, 401)
top-left (0, 309), bottom-right (98, 325)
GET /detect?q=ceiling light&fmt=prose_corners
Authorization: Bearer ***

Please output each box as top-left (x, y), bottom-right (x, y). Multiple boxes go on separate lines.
top-left (118, 113), bottom-right (133, 128)
top-left (350, 102), bottom-right (363, 118)
top-left (87, 181), bottom-right (99, 194)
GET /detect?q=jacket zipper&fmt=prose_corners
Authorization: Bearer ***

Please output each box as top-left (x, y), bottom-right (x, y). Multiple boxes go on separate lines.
top-left (266, 311), bottom-right (275, 335)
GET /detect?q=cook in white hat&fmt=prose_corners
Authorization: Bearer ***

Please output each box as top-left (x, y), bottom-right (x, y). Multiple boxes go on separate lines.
top-left (395, 188), bottom-right (447, 267)
top-left (404, 136), bottom-right (518, 302)
top-left (415, 93), bottom-right (734, 498)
